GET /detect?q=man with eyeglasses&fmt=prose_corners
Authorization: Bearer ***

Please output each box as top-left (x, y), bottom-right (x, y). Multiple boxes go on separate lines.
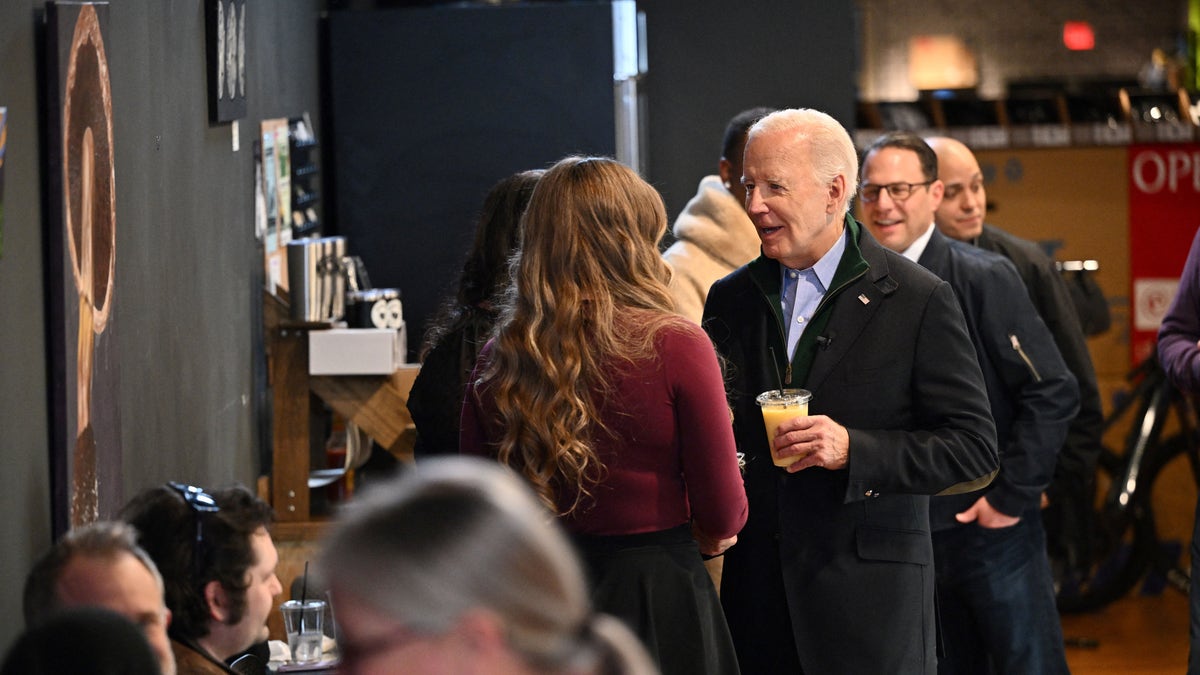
top-left (702, 108), bottom-right (999, 674)
top-left (927, 136), bottom-right (1105, 591)
top-left (859, 131), bottom-right (1078, 674)
top-left (120, 483), bottom-right (283, 674)
top-left (22, 521), bottom-right (177, 675)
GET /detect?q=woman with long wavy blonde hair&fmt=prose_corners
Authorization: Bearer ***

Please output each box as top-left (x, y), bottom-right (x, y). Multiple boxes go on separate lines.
top-left (461, 156), bottom-right (748, 675)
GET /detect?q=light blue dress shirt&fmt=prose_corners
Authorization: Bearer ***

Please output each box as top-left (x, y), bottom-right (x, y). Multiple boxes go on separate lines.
top-left (780, 228), bottom-right (848, 359)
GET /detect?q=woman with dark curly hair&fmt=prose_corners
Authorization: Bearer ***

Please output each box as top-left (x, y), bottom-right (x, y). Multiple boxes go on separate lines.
top-left (407, 169), bottom-right (543, 458)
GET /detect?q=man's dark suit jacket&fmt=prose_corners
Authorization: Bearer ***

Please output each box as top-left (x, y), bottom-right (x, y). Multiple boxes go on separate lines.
top-left (975, 224), bottom-right (1104, 567)
top-left (703, 216), bottom-right (998, 675)
top-left (919, 228), bottom-right (1078, 527)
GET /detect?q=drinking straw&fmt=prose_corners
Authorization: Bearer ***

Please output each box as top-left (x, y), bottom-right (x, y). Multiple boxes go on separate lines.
top-left (300, 561), bottom-right (309, 604)
top-left (768, 347), bottom-right (784, 393)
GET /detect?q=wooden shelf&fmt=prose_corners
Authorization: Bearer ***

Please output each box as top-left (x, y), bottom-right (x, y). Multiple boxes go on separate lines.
top-left (310, 367), bottom-right (419, 457)
top-left (264, 289), bottom-right (418, 523)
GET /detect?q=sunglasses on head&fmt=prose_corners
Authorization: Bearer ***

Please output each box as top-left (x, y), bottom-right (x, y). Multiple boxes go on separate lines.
top-left (166, 482), bottom-right (220, 577)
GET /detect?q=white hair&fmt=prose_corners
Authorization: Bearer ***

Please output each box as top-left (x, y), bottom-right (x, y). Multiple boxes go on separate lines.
top-left (748, 108), bottom-right (860, 215)
top-left (318, 457), bottom-right (656, 674)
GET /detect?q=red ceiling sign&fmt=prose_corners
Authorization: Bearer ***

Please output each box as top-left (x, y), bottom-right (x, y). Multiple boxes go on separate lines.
top-left (1063, 21), bottom-right (1095, 51)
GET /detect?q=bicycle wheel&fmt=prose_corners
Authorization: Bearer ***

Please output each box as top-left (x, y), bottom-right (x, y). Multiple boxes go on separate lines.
top-left (1057, 435), bottom-right (1192, 613)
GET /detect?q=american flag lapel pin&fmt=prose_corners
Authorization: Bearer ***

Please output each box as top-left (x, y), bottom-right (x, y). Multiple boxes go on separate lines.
top-left (858, 294), bottom-right (870, 305)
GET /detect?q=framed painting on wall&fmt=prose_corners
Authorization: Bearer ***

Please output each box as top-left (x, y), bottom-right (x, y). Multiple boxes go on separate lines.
top-left (206, 0), bottom-right (247, 122)
top-left (44, 1), bottom-right (121, 534)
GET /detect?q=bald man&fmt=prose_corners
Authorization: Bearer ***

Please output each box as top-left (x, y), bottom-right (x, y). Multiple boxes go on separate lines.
top-left (23, 521), bottom-right (177, 675)
top-left (928, 136), bottom-right (1104, 583)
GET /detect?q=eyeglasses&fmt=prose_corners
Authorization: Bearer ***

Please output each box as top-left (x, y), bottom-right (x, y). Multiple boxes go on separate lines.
top-left (859, 181), bottom-right (933, 203)
top-left (167, 482), bottom-right (220, 577)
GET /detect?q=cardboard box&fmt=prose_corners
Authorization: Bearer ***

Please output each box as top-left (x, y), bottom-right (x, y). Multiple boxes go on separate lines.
top-left (309, 327), bottom-right (404, 375)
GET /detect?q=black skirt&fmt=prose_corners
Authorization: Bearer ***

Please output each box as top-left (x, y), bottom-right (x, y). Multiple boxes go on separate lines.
top-left (572, 524), bottom-right (741, 675)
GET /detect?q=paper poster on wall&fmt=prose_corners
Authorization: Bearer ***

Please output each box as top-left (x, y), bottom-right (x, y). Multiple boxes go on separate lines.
top-left (271, 118), bottom-right (292, 247)
top-left (1133, 278), bottom-right (1180, 331)
top-left (261, 118), bottom-right (291, 291)
top-left (1128, 143), bottom-right (1200, 364)
top-left (253, 144), bottom-right (266, 241)
top-left (0, 107), bottom-right (7, 260)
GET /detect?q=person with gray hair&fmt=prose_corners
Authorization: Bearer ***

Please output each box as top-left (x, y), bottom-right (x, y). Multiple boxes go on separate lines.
top-left (22, 520), bottom-right (176, 675)
top-left (702, 108), bottom-right (998, 673)
top-left (318, 456), bottom-right (659, 675)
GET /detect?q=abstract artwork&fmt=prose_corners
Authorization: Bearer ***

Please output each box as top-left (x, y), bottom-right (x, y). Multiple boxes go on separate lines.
top-left (206, 0), bottom-right (247, 122)
top-left (45, 1), bottom-right (120, 533)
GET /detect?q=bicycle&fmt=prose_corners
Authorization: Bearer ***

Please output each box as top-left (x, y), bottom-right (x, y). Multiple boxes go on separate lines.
top-left (1055, 347), bottom-right (1200, 614)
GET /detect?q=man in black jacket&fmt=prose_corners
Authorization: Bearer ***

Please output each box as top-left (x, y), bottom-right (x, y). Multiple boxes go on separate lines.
top-left (928, 135), bottom-right (1105, 580)
top-left (703, 109), bottom-right (998, 675)
top-left (860, 131), bottom-right (1078, 675)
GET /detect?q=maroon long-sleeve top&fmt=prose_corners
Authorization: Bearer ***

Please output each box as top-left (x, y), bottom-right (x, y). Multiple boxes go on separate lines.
top-left (460, 322), bottom-right (748, 539)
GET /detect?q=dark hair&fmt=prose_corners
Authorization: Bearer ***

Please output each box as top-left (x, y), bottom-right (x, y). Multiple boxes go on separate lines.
top-left (119, 483), bottom-right (273, 642)
top-left (722, 107), bottom-right (777, 160)
top-left (420, 169), bottom-right (544, 358)
top-left (863, 130), bottom-right (939, 182)
top-left (23, 521), bottom-right (163, 628)
top-left (2, 607), bottom-right (161, 675)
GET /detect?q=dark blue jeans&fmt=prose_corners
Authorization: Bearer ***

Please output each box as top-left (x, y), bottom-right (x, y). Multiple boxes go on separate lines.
top-left (932, 514), bottom-right (1069, 675)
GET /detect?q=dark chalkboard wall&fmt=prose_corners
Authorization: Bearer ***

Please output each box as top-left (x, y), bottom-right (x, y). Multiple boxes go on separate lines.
top-left (638, 0), bottom-right (858, 221)
top-left (325, 2), bottom-right (621, 360)
top-left (324, 1), bottom-right (856, 354)
top-left (87, 1), bottom-right (323, 507)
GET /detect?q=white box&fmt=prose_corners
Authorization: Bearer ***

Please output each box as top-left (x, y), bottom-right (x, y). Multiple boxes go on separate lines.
top-left (308, 327), bottom-right (404, 375)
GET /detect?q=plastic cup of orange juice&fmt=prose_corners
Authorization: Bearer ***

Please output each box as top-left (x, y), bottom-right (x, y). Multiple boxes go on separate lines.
top-left (755, 389), bottom-right (812, 467)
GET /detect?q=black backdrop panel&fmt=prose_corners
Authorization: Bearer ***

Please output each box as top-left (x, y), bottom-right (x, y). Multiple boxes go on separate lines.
top-left (638, 0), bottom-right (857, 222)
top-left (326, 3), bottom-right (617, 358)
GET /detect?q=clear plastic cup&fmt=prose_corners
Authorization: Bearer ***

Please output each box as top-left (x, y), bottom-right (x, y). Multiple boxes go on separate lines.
top-left (755, 389), bottom-right (812, 467)
top-left (281, 599), bottom-right (326, 664)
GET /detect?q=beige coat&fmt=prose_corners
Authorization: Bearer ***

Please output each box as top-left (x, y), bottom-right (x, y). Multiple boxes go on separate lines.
top-left (662, 175), bottom-right (761, 322)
